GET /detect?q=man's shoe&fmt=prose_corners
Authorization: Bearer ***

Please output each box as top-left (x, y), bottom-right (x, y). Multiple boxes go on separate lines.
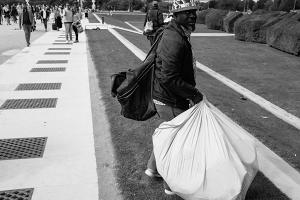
top-left (145, 168), bottom-right (162, 178)
top-left (164, 189), bottom-right (176, 195)
top-left (27, 43), bottom-right (30, 47)
top-left (74, 40), bottom-right (79, 43)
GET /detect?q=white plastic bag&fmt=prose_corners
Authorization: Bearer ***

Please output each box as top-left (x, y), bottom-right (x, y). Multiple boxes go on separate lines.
top-left (144, 20), bottom-right (153, 34)
top-left (153, 99), bottom-right (258, 200)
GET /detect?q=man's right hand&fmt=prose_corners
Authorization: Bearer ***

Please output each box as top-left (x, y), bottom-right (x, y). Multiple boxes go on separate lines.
top-left (191, 91), bottom-right (203, 105)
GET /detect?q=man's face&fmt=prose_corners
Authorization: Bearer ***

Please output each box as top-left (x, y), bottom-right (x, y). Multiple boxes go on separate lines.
top-left (174, 9), bottom-right (197, 31)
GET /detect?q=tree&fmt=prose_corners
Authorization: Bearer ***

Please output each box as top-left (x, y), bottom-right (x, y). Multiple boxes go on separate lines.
top-left (278, 0), bottom-right (297, 11)
top-left (253, 0), bottom-right (268, 10)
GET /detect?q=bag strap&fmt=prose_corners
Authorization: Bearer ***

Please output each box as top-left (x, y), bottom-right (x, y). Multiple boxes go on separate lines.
top-left (144, 29), bottom-right (164, 61)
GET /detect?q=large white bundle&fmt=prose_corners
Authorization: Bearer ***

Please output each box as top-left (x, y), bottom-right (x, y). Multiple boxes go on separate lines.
top-left (153, 99), bottom-right (258, 200)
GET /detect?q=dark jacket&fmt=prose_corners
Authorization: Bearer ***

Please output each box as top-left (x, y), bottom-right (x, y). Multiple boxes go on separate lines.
top-left (20, 5), bottom-right (34, 26)
top-left (144, 6), bottom-right (164, 35)
top-left (153, 20), bottom-right (198, 110)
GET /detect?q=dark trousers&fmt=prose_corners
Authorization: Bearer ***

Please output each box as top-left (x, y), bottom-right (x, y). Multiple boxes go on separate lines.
top-left (72, 25), bottom-right (78, 41)
top-left (23, 24), bottom-right (31, 45)
top-left (147, 104), bottom-right (184, 191)
top-left (42, 18), bottom-right (47, 30)
top-left (18, 14), bottom-right (22, 29)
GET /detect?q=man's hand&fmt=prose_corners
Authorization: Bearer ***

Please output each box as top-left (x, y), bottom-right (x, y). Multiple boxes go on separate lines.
top-left (191, 91), bottom-right (203, 106)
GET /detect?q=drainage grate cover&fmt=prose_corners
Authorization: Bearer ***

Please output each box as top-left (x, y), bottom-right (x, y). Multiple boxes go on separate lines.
top-left (52, 43), bottom-right (72, 45)
top-left (0, 188), bottom-right (34, 200)
top-left (30, 67), bottom-right (66, 72)
top-left (48, 48), bottom-right (71, 50)
top-left (0, 137), bottom-right (47, 160)
top-left (15, 83), bottom-right (62, 90)
top-left (44, 52), bottom-right (70, 55)
top-left (36, 60), bottom-right (68, 64)
top-left (0, 98), bottom-right (57, 109)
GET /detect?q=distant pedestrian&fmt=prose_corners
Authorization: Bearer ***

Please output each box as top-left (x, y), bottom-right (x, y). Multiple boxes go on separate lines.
top-left (17, 3), bottom-right (23, 29)
top-left (40, 5), bottom-right (49, 31)
top-left (10, 4), bottom-right (18, 24)
top-left (72, 7), bottom-right (81, 43)
top-left (143, 1), bottom-right (164, 46)
top-left (54, 6), bottom-right (62, 31)
top-left (3, 4), bottom-right (11, 25)
top-left (63, 3), bottom-right (74, 43)
top-left (0, 5), bottom-right (3, 25)
top-left (20, 1), bottom-right (34, 47)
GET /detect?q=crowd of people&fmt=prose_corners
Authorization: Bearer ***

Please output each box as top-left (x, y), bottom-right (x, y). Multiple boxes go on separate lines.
top-left (0, 0), bottom-right (84, 46)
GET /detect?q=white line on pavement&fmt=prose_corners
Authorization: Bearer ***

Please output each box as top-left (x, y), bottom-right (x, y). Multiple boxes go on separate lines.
top-left (124, 21), bottom-right (143, 33)
top-left (111, 25), bottom-right (142, 34)
top-left (92, 13), bottom-right (300, 199)
top-left (122, 22), bottom-right (235, 37)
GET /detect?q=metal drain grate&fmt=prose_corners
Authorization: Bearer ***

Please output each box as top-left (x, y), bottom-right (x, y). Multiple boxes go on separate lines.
top-left (30, 67), bottom-right (66, 72)
top-left (52, 43), bottom-right (72, 45)
top-left (0, 98), bottom-right (57, 109)
top-left (15, 83), bottom-right (62, 90)
top-left (0, 137), bottom-right (47, 160)
top-left (48, 48), bottom-right (71, 50)
top-left (44, 52), bottom-right (70, 55)
top-left (36, 60), bottom-right (68, 64)
top-left (0, 188), bottom-right (34, 200)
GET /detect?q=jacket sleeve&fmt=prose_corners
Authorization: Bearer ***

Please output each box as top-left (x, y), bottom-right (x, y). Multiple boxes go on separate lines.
top-left (157, 34), bottom-right (199, 100)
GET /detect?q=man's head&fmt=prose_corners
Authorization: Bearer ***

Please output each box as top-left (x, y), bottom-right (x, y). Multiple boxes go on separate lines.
top-left (25, 0), bottom-right (30, 5)
top-left (171, 0), bottom-right (198, 31)
top-left (66, 3), bottom-right (70, 9)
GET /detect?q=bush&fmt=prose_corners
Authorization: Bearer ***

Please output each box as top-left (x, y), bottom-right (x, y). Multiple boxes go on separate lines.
top-left (223, 11), bottom-right (243, 33)
top-left (197, 9), bottom-right (212, 24)
top-left (266, 12), bottom-right (300, 56)
top-left (205, 9), bottom-right (229, 30)
top-left (234, 11), bottom-right (285, 43)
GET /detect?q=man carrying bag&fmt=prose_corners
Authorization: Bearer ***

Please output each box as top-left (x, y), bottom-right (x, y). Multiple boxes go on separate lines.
top-left (143, 1), bottom-right (164, 46)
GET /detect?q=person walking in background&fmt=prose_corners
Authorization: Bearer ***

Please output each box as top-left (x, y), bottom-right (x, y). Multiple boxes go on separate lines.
top-left (17, 3), bottom-right (23, 29)
top-left (3, 4), bottom-right (11, 25)
top-left (20, 0), bottom-right (34, 47)
top-left (143, 1), bottom-right (164, 46)
top-left (144, 0), bottom-right (203, 196)
top-left (40, 5), bottom-right (49, 32)
top-left (54, 6), bottom-right (62, 31)
top-left (0, 5), bottom-right (3, 25)
top-left (10, 4), bottom-right (18, 24)
top-left (63, 3), bottom-right (74, 43)
top-left (72, 7), bottom-right (81, 43)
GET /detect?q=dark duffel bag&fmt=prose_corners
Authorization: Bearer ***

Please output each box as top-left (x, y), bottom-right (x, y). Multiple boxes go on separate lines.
top-left (111, 30), bottom-right (164, 121)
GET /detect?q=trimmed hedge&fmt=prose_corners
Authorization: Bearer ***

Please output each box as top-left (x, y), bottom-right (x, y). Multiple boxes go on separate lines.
top-left (266, 12), bottom-right (300, 56)
top-left (234, 11), bottom-right (286, 43)
top-left (197, 9), bottom-right (212, 24)
top-left (205, 9), bottom-right (229, 30)
top-left (223, 11), bottom-right (243, 33)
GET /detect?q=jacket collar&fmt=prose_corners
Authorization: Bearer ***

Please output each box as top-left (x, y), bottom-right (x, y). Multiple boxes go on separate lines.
top-left (167, 20), bottom-right (191, 43)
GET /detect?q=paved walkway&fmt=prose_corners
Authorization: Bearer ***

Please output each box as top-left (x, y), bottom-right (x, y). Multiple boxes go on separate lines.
top-left (0, 20), bottom-right (103, 200)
